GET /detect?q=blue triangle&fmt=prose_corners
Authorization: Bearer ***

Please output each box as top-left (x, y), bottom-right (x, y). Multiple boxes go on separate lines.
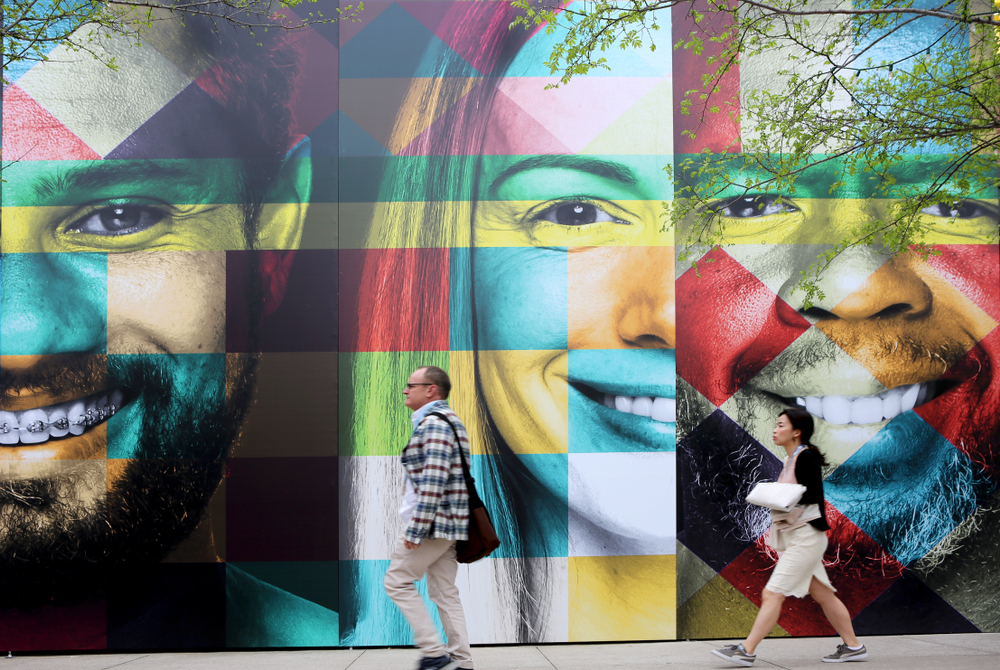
top-left (338, 111), bottom-right (390, 157)
top-left (307, 112), bottom-right (339, 158)
top-left (340, 3), bottom-right (479, 79)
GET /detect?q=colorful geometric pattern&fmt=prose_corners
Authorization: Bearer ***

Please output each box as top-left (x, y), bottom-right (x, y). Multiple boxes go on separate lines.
top-left (1, 0), bottom-right (996, 653)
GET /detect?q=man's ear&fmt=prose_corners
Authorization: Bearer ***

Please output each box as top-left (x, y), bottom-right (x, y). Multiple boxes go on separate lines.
top-left (256, 136), bottom-right (311, 250)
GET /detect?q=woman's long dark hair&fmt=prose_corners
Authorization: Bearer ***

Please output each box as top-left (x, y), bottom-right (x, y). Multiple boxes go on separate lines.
top-left (779, 407), bottom-right (828, 466)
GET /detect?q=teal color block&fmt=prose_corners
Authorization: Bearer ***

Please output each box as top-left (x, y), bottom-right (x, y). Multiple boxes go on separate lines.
top-left (449, 247), bottom-right (473, 351)
top-left (568, 349), bottom-right (676, 453)
top-left (106, 353), bottom-right (226, 460)
top-left (0, 253), bottom-right (107, 356)
top-left (472, 246), bottom-right (568, 351)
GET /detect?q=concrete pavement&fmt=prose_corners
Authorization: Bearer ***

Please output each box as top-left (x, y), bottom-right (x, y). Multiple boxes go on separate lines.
top-left (5, 634), bottom-right (999, 669)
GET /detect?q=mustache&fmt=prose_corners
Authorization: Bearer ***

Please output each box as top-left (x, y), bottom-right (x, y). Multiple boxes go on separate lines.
top-left (741, 326), bottom-right (980, 394)
top-left (0, 354), bottom-right (107, 402)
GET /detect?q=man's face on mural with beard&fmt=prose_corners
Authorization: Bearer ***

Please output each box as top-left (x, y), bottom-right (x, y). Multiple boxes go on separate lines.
top-left (677, 159), bottom-right (999, 576)
top-left (0, 22), bottom-right (308, 610)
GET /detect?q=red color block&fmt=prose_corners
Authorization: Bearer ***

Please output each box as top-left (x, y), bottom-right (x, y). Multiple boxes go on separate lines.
top-left (340, 247), bottom-right (450, 352)
top-left (671, 1), bottom-right (741, 153)
top-left (720, 507), bottom-right (902, 636)
top-left (926, 245), bottom-right (1000, 323)
top-left (2, 85), bottom-right (100, 160)
top-left (915, 329), bottom-right (1000, 480)
top-left (676, 247), bottom-right (811, 407)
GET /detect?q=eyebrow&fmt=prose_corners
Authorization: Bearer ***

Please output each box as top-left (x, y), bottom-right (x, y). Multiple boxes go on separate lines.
top-left (32, 161), bottom-right (206, 204)
top-left (488, 155), bottom-right (639, 198)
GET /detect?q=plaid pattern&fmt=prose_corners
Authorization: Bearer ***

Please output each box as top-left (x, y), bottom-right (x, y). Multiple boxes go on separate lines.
top-left (402, 401), bottom-right (471, 543)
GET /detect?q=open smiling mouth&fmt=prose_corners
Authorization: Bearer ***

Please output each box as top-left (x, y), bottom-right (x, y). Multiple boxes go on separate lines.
top-left (782, 379), bottom-right (955, 425)
top-left (0, 390), bottom-right (125, 446)
top-left (573, 383), bottom-right (676, 423)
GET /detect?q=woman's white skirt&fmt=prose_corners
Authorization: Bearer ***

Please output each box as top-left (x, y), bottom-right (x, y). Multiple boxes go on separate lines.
top-left (765, 524), bottom-right (835, 598)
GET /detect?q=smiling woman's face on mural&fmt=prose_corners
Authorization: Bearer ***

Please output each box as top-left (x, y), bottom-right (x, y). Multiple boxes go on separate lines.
top-left (469, 40), bottom-right (676, 555)
top-left (0, 26), bottom-right (308, 583)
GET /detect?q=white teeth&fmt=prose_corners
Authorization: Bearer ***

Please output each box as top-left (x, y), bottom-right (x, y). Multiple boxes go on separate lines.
top-left (651, 397), bottom-right (676, 423)
top-left (0, 390), bottom-right (124, 446)
top-left (603, 394), bottom-right (676, 424)
top-left (795, 382), bottom-right (936, 425)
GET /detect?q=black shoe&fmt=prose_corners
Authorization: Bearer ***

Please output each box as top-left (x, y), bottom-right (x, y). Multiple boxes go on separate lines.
top-left (418, 655), bottom-right (459, 670)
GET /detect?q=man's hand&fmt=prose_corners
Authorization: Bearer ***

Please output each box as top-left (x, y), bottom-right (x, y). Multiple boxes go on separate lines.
top-left (404, 539), bottom-right (420, 550)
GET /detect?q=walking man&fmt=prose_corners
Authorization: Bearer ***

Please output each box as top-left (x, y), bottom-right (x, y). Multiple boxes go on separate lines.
top-left (385, 366), bottom-right (474, 670)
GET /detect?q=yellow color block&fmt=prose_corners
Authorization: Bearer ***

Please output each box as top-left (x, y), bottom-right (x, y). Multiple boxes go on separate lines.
top-left (568, 555), bottom-right (676, 642)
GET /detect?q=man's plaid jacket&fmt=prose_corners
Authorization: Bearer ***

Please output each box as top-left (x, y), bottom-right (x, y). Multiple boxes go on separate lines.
top-left (402, 400), bottom-right (471, 544)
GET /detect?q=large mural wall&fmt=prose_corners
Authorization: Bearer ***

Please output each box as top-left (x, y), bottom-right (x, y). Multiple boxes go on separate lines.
top-left (0, 0), bottom-right (996, 652)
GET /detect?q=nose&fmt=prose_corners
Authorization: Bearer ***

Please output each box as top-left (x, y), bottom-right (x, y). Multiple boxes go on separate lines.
top-left (617, 247), bottom-right (676, 348)
top-left (1, 253), bottom-right (107, 357)
top-left (779, 246), bottom-right (932, 323)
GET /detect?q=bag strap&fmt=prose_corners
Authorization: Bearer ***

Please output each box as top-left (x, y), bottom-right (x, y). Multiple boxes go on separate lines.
top-left (426, 411), bottom-right (483, 506)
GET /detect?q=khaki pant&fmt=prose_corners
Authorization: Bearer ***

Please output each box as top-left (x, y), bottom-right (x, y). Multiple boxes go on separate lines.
top-left (384, 536), bottom-right (473, 668)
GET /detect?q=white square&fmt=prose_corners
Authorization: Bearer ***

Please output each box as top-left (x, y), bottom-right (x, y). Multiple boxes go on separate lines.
top-left (568, 451), bottom-right (676, 557)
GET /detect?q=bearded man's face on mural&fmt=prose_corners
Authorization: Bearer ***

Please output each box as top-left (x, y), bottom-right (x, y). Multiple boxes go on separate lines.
top-left (678, 159), bottom-right (999, 586)
top-left (0, 23), bottom-right (309, 609)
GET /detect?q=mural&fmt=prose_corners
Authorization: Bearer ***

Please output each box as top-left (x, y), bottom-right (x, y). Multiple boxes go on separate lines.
top-left (337, 0), bottom-right (675, 646)
top-left (0, 0), bottom-right (995, 653)
top-left (1, 11), bottom-right (339, 650)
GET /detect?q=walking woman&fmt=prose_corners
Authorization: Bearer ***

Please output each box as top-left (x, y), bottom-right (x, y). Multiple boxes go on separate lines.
top-left (713, 408), bottom-right (868, 665)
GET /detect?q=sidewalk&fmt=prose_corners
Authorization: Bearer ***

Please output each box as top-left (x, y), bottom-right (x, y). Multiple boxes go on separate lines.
top-left (5, 634), bottom-right (999, 670)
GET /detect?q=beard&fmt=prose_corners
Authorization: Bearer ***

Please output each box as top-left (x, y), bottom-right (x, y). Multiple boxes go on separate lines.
top-left (0, 349), bottom-right (259, 611)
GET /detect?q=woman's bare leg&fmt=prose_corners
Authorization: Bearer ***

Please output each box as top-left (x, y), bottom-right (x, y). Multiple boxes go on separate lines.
top-left (808, 577), bottom-right (860, 647)
top-left (742, 588), bottom-right (785, 655)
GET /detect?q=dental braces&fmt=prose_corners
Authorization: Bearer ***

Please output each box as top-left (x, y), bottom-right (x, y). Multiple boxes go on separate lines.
top-left (0, 404), bottom-right (118, 435)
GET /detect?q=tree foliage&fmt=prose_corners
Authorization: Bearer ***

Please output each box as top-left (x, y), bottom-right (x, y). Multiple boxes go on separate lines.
top-left (2, 0), bottom-right (362, 84)
top-left (512, 0), bottom-right (1000, 305)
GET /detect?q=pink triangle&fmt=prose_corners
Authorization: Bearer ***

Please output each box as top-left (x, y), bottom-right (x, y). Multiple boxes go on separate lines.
top-left (338, 1), bottom-right (397, 46)
top-left (498, 77), bottom-right (660, 153)
top-left (398, 87), bottom-right (572, 156)
top-left (399, 1), bottom-right (531, 74)
top-left (2, 86), bottom-right (100, 160)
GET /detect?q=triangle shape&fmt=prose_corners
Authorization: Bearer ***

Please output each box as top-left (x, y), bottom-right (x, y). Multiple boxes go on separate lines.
top-left (927, 245), bottom-right (1000, 323)
top-left (497, 77), bottom-right (660, 153)
top-left (825, 410), bottom-right (993, 567)
top-left (340, 78), bottom-right (436, 151)
top-left (338, 111), bottom-right (391, 156)
top-left (677, 247), bottom-right (811, 407)
top-left (677, 542), bottom-right (719, 608)
top-left (851, 570), bottom-right (980, 634)
top-left (914, 329), bottom-right (1000, 480)
top-left (580, 78), bottom-right (673, 155)
top-left (721, 508), bottom-right (902, 636)
top-left (289, 28), bottom-right (340, 136)
top-left (678, 409), bottom-right (781, 572)
top-left (679, 572), bottom-right (789, 639)
top-left (399, 87), bottom-right (572, 156)
top-left (2, 85), bottom-right (100, 161)
top-left (340, 3), bottom-right (479, 79)
top-left (307, 111), bottom-right (339, 158)
top-left (911, 488), bottom-right (1000, 632)
top-left (337, 1), bottom-right (396, 47)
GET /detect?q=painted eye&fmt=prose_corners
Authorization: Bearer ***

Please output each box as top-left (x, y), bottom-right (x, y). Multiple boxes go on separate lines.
top-left (713, 195), bottom-right (798, 218)
top-left (69, 205), bottom-right (165, 236)
top-left (919, 201), bottom-right (988, 219)
top-left (537, 202), bottom-right (623, 226)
